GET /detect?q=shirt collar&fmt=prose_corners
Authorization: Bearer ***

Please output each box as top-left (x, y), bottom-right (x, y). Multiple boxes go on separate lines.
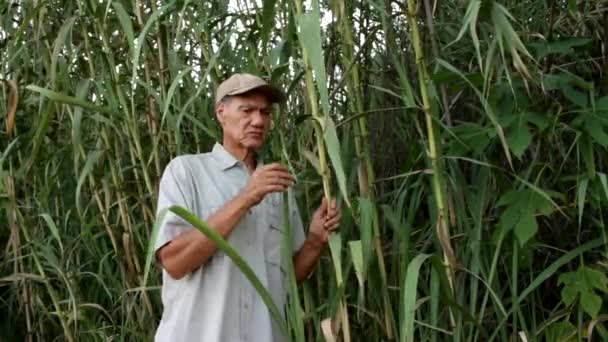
top-left (212, 143), bottom-right (240, 171)
top-left (211, 143), bottom-right (263, 171)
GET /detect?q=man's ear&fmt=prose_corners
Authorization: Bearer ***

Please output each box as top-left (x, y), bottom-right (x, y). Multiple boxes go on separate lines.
top-left (215, 102), bottom-right (225, 125)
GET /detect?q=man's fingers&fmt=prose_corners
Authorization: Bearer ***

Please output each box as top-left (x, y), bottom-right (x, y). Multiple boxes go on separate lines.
top-left (264, 173), bottom-right (293, 187)
top-left (326, 224), bottom-right (340, 231)
top-left (264, 184), bottom-right (289, 194)
top-left (270, 178), bottom-right (293, 188)
top-left (263, 163), bottom-right (290, 173)
top-left (318, 197), bottom-right (328, 213)
top-left (267, 171), bottom-right (295, 182)
top-left (325, 206), bottom-right (340, 219)
top-left (324, 212), bottom-right (341, 224)
top-left (324, 213), bottom-right (341, 229)
top-left (264, 170), bottom-right (295, 183)
top-left (325, 222), bottom-right (340, 231)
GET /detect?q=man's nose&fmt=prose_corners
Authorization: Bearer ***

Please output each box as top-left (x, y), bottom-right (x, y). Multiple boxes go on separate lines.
top-left (250, 111), bottom-right (265, 126)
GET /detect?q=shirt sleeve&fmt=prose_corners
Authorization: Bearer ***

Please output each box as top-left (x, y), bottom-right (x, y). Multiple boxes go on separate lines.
top-left (154, 157), bottom-right (193, 252)
top-left (287, 189), bottom-right (306, 253)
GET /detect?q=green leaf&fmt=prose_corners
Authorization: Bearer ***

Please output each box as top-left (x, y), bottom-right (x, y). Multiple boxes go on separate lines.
top-left (491, 2), bottom-right (533, 78)
top-left (499, 200), bottom-right (522, 230)
top-left (112, 2), bottom-right (135, 53)
top-left (542, 74), bottom-right (566, 91)
top-left (497, 189), bottom-right (523, 207)
top-left (76, 150), bottom-right (103, 216)
top-left (531, 37), bottom-right (592, 60)
top-left (447, 122), bottom-right (492, 155)
top-left (558, 266), bottom-right (608, 318)
top-left (449, 0), bottom-right (482, 69)
top-left (51, 17), bottom-right (76, 85)
top-left (27, 85), bottom-right (112, 113)
top-left (525, 112), bottom-right (550, 131)
top-left (544, 320), bottom-right (577, 342)
top-left (143, 208), bottom-right (167, 288)
top-left (39, 213), bottom-right (63, 254)
top-left (358, 197), bottom-right (374, 273)
top-left (598, 173), bottom-right (608, 202)
top-left (161, 66), bottom-right (193, 127)
top-left (301, 148), bottom-right (322, 175)
top-left (437, 59), bottom-right (513, 169)
top-left (514, 175), bottom-right (565, 217)
top-left (580, 291), bottom-right (602, 318)
top-left (577, 179), bottom-right (588, 227)
top-left (560, 283), bottom-right (577, 305)
top-left (584, 117), bottom-right (608, 147)
top-left (296, 8), bottom-right (330, 115)
top-left (323, 117), bottom-right (351, 207)
top-left (583, 267), bottom-right (608, 292)
top-left (261, 0), bottom-right (278, 47)
top-left (269, 41), bottom-right (285, 68)
top-left (580, 135), bottom-right (596, 180)
top-left (72, 79), bottom-right (90, 159)
top-left (490, 239), bottom-right (606, 340)
top-left (532, 191), bottom-right (555, 216)
top-left (348, 240), bottom-right (365, 288)
top-left (132, 1), bottom-right (176, 89)
top-left (0, 138), bottom-right (19, 169)
top-left (400, 253), bottom-right (432, 342)
top-left (514, 209), bottom-right (537, 246)
top-left (280, 192), bottom-right (306, 342)
top-left (560, 82), bottom-right (588, 108)
top-left (506, 119), bottom-right (532, 159)
top-left (595, 96), bottom-right (608, 111)
top-left (328, 233), bottom-right (343, 287)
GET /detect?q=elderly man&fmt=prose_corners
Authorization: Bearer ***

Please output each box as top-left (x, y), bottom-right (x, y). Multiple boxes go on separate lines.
top-left (154, 73), bottom-right (341, 342)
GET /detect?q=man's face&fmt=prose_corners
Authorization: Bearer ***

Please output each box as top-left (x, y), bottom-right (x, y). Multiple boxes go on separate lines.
top-left (216, 91), bottom-right (272, 150)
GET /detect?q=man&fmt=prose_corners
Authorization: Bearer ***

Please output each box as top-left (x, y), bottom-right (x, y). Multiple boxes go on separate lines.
top-left (154, 73), bottom-right (341, 342)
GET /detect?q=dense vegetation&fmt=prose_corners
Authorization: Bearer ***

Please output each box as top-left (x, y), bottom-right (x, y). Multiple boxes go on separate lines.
top-left (1, 0), bottom-right (607, 341)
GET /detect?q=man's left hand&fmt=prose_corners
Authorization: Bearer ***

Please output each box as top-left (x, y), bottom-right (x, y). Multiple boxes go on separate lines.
top-left (308, 197), bottom-right (341, 245)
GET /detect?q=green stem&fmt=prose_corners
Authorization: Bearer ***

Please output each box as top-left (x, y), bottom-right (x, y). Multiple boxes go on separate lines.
top-left (406, 0), bottom-right (457, 331)
top-left (334, 0), bottom-right (395, 338)
top-left (293, 1), bottom-right (349, 340)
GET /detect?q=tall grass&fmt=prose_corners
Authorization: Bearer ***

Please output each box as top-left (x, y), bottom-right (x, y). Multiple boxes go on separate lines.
top-left (1, 0), bottom-right (608, 341)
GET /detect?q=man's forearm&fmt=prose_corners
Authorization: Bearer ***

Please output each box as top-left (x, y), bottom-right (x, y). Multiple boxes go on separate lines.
top-left (293, 236), bottom-right (325, 283)
top-left (157, 193), bottom-right (253, 279)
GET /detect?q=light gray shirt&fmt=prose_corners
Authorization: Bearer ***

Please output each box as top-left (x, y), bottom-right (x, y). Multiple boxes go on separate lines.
top-left (154, 143), bottom-right (306, 342)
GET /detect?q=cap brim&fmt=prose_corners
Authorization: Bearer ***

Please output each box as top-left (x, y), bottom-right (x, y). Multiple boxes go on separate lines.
top-left (227, 84), bottom-right (286, 104)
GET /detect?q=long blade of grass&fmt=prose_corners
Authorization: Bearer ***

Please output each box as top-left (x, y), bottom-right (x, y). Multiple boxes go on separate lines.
top-left (400, 253), bottom-right (432, 342)
top-left (26, 85), bottom-right (112, 113)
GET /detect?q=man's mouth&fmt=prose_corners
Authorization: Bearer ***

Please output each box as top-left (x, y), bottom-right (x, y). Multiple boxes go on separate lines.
top-left (247, 131), bottom-right (264, 137)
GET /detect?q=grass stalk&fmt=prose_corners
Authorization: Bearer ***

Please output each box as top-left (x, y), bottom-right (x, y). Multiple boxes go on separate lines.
top-left (405, 0), bottom-right (457, 331)
top-left (333, 1), bottom-right (395, 338)
top-left (2, 1), bottom-right (607, 340)
top-left (293, 0), bottom-right (351, 340)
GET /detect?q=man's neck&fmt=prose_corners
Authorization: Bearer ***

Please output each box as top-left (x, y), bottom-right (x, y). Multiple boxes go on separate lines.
top-left (221, 140), bottom-right (257, 172)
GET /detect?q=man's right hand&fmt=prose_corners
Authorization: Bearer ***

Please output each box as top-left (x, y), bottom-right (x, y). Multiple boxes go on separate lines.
top-left (241, 163), bottom-right (294, 206)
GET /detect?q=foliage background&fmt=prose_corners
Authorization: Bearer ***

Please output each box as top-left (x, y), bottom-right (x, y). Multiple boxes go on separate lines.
top-left (1, 0), bottom-right (608, 341)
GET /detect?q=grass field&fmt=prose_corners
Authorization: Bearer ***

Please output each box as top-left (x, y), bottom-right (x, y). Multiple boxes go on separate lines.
top-left (1, 0), bottom-right (608, 341)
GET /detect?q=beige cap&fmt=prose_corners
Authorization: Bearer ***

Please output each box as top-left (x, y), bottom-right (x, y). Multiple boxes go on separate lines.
top-left (215, 73), bottom-right (285, 104)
